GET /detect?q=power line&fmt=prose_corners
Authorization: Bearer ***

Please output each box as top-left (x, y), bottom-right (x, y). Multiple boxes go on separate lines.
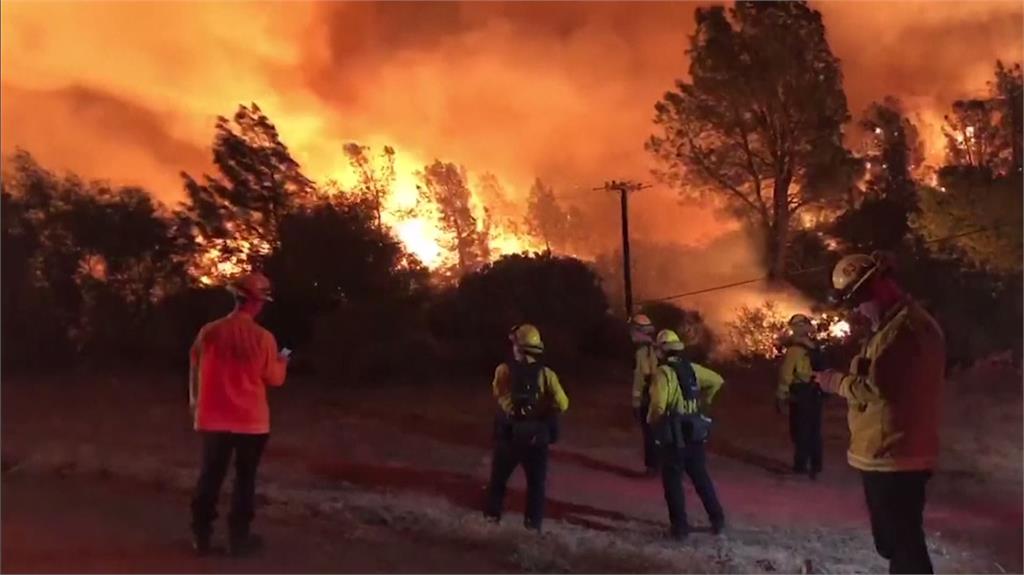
top-left (636, 225), bottom-right (1008, 305)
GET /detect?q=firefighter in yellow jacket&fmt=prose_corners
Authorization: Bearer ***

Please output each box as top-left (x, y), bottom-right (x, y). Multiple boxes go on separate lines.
top-left (777, 313), bottom-right (826, 479)
top-left (815, 252), bottom-right (945, 574)
top-left (630, 314), bottom-right (660, 475)
top-left (484, 324), bottom-right (569, 532)
top-left (649, 329), bottom-right (725, 540)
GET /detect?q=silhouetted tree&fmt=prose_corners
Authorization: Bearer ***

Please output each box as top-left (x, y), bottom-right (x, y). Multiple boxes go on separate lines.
top-left (418, 160), bottom-right (489, 275)
top-left (832, 98), bottom-right (923, 252)
top-left (343, 142), bottom-right (395, 231)
top-left (943, 61), bottom-right (1023, 175)
top-left (993, 61), bottom-right (1023, 174)
top-left (1, 151), bottom-right (183, 368)
top-left (648, 1), bottom-right (850, 279)
top-left (262, 196), bottom-right (428, 348)
top-left (181, 103), bottom-right (315, 278)
top-left (859, 97), bottom-right (924, 205)
top-left (429, 253), bottom-right (612, 368)
top-left (524, 178), bottom-right (583, 254)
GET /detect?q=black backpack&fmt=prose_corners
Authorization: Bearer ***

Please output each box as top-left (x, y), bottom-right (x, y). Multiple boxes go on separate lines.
top-left (501, 360), bottom-right (556, 446)
top-left (672, 360), bottom-right (699, 406)
top-left (660, 359), bottom-right (713, 446)
top-left (509, 360), bottom-right (544, 419)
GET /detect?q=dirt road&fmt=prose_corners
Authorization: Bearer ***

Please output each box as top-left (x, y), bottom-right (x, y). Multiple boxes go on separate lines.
top-left (2, 371), bottom-right (1020, 573)
top-left (1, 474), bottom-right (513, 573)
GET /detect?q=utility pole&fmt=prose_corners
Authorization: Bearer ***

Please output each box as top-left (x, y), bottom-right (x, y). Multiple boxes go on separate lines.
top-left (594, 180), bottom-right (651, 317)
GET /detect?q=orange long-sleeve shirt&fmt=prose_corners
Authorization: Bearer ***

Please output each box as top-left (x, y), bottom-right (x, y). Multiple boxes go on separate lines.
top-left (189, 311), bottom-right (287, 434)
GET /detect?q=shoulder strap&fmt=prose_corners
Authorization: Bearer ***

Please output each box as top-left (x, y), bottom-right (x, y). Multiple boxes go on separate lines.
top-left (672, 360), bottom-right (699, 401)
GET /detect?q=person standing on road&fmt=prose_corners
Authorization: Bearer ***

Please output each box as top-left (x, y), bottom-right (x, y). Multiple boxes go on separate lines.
top-left (815, 252), bottom-right (945, 574)
top-left (484, 324), bottom-right (569, 533)
top-left (776, 313), bottom-right (826, 479)
top-left (188, 272), bottom-right (289, 556)
top-left (629, 314), bottom-right (660, 476)
top-left (649, 329), bottom-right (725, 541)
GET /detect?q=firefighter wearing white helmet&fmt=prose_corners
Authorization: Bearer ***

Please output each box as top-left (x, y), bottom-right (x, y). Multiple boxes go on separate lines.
top-left (777, 313), bottom-right (827, 479)
top-left (484, 324), bottom-right (569, 532)
top-left (629, 314), bottom-right (660, 475)
top-left (648, 329), bottom-right (726, 541)
top-left (816, 252), bottom-right (945, 573)
top-left (189, 271), bottom-right (288, 556)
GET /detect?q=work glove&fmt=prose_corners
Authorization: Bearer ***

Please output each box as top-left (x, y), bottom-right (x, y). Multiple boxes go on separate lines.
top-left (813, 370), bottom-right (845, 395)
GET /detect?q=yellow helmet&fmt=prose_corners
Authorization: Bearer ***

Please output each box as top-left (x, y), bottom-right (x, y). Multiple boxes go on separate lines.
top-left (656, 329), bottom-right (686, 352)
top-left (228, 272), bottom-right (274, 302)
top-left (509, 324), bottom-right (544, 355)
top-left (832, 251), bottom-right (894, 302)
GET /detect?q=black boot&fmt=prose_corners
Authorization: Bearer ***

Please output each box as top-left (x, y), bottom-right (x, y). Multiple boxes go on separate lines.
top-left (669, 525), bottom-right (689, 542)
top-left (711, 519), bottom-right (726, 536)
top-left (228, 533), bottom-right (265, 557)
top-left (192, 533), bottom-right (223, 556)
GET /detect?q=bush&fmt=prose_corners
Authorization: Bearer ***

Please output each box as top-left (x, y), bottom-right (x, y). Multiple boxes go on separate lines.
top-left (637, 301), bottom-right (715, 362)
top-left (307, 296), bottom-right (441, 384)
top-left (724, 300), bottom-right (789, 361)
top-left (427, 253), bottom-right (613, 371)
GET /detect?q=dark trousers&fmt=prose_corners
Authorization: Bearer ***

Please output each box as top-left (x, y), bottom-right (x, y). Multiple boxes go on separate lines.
top-left (862, 470), bottom-right (934, 574)
top-left (637, 408), bottom-right (659, 470)
top-left (660, 442), bottom-right (724, 534)
top-left (190, 432), bottom-right (269, 542)
top-left (788, 388), bottom-right (823, 474)
top-left (484, 440), bottom-right (549, 529)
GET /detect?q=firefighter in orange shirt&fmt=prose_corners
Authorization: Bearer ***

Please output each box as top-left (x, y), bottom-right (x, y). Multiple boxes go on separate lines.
top-left (188, 272), bottom-right (289, 556)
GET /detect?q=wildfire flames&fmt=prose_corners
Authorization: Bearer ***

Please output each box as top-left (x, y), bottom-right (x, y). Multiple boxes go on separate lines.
top-left (330, 149), bottom-right (545, 272)
top-left (828, 319), bottom-right (852, 340)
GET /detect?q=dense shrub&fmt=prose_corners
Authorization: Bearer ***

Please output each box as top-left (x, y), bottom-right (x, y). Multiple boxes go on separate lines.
top-left (427, 253), bottom-right (614, 371)
top-left (637, 301), bottom-right (715, 362)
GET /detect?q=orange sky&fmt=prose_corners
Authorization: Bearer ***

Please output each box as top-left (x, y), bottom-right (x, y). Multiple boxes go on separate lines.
top-left (2, 1), bottom-right (1022, 255)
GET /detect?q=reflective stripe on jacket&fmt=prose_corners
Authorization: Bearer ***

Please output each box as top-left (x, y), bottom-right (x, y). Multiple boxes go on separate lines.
top-left (834, 300), bottom-right (945, 472)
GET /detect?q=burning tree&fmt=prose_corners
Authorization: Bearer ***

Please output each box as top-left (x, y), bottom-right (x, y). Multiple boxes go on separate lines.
top-left (725, 300), bottom-right (789, 359)
top-left (943, 61), bottom-right (1022, 176)
top-left (648, 1), bottom-right (850, 279)
top-left (180, 103), bottom-right (315, 282)
top-left (832, 98), bottom-right (923, 252)
top-left (418, 160), bottom-right (490, 276)
top-left (343, 142), bottom-right (396, 231)
top-left (525, 178), bottom-right (583, 254)
top-left (916, 61), bottom-right (1023, 274)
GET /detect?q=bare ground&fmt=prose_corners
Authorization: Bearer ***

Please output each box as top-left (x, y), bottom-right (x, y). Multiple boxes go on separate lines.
top-left (2, 363), bottom-right (1020, 573)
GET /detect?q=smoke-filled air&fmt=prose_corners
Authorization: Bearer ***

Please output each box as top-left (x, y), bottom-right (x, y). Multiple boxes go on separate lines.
top-left (2, 2), bottom-right (1019, 296)
top-left (2, 3), bottom-right (1022, 573)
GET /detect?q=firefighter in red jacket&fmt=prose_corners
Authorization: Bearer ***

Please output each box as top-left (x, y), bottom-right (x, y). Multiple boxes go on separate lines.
top-left (815, 253), bottom-right (945, 574)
